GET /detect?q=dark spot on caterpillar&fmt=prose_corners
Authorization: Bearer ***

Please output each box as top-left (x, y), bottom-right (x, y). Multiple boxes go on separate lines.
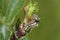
top-left (35, 19), bottom-right (40, 23)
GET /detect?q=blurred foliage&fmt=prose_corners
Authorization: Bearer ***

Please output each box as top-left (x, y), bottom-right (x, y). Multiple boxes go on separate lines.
top-left (0, 0), bottom-right (26, 40)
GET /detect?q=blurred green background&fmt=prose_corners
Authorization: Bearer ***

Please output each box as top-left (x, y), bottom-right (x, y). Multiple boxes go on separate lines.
top-left (0, 0), bottom-right (60, 40)
top-left (28, 0), bottom-right (60, 40)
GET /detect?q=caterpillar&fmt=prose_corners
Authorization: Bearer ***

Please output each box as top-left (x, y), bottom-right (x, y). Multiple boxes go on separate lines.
top-left (10, 2), bottom-right (40, 40)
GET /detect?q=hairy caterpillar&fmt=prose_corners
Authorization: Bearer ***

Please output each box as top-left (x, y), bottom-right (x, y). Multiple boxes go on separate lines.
top-left (10, 1), bottom-right (40, 40)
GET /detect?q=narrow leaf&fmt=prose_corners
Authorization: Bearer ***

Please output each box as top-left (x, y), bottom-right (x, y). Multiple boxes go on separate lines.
top-left (0, 0), bottom-right (4, 21)
top-left (5, 0), bottom-right (26, 25)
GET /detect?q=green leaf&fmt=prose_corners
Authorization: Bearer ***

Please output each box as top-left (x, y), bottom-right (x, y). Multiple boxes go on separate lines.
top-left (0, 0), bottom-right (2, 16)
top-left (0, 33), bottom-right (4, 40)
top-left (0, 0), bottom-right (3, 21)
top-left (21, 36), bottom-right (30, 40)
top-left (0, 23), bottom-right (4, 40)
top-left (5, 0), bottom-right (26, 25)
top-left (0, 23), bottom-right (11, 40)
